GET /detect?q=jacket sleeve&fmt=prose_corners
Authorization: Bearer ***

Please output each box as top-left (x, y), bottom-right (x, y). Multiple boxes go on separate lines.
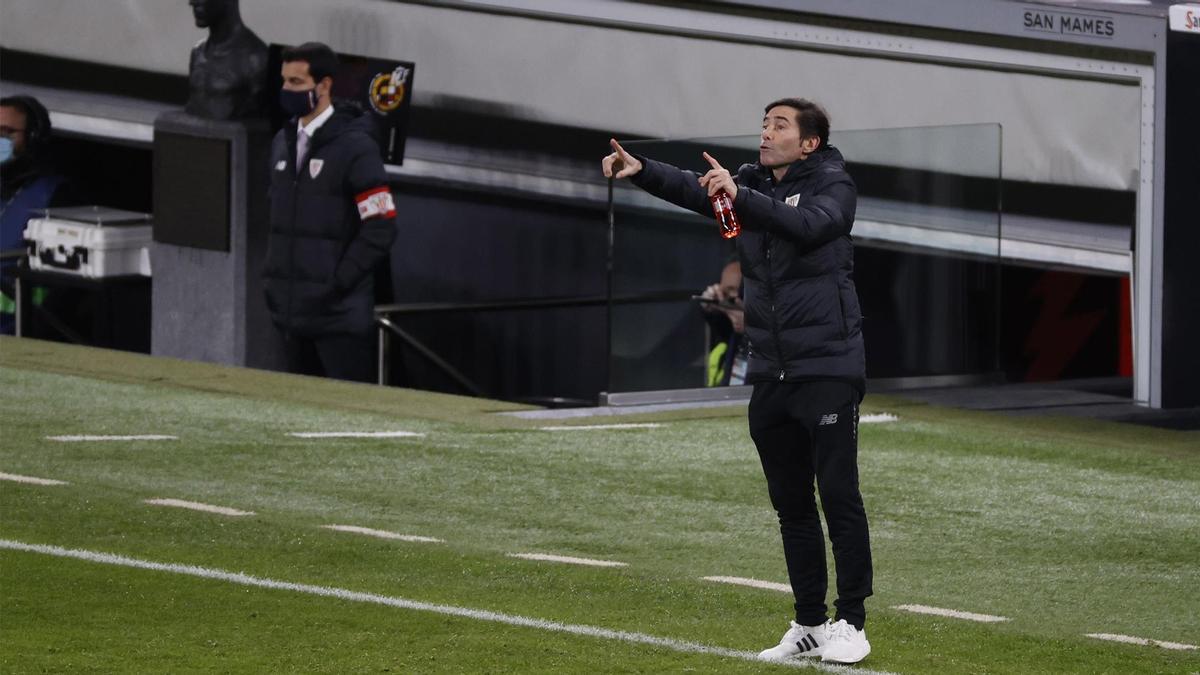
top-left (334, 139), bottom-right (398, 293)
top-left (733, 172), bottom-right (856, 249)
top-left (628, 156), bottom-right (713, 219)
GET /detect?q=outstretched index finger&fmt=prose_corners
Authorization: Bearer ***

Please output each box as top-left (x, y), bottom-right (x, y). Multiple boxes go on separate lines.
top-left (702, 151), bottom-right (724, 170)
top-left (611, 138), bottom-right (631, 159)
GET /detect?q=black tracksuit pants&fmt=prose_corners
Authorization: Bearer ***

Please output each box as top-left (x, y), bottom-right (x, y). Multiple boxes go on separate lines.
top-left (282, 332), bottom-right (375, 383)
top-left (748, 380), bottom-right (873, 630)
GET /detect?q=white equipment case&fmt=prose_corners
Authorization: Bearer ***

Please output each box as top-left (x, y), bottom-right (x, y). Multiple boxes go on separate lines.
top-left (24, 206), bottom-right (153, 278)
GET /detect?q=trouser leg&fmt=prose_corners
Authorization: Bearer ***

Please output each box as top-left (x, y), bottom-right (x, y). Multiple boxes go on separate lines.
top-left (282, 334), bottom-right (323, 377)
top-left (810, 382), bottom-right (873, 630)
top-left (313, 332), bottom-right (375, 383)
top-left (748, 382), bottom-right (828, 626)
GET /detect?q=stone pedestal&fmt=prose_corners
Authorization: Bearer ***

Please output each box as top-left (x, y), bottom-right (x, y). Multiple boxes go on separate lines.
top-left (151, 111), bottom-right (284, 370)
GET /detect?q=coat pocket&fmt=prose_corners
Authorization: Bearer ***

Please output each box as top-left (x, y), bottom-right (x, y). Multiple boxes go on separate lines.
top-left (832, 278), bottom-right (848, 339)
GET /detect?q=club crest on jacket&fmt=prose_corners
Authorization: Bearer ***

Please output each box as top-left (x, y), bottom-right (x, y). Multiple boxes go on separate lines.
top-left (309, 159), bottom-right (324, 179)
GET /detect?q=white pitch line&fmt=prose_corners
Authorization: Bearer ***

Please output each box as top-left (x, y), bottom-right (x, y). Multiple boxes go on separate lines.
top-left (1084, 633), bottom-right (1197, 651)
top-left (893, 604), bottom-right (1009, 623)
top-left (0, 471), bottom-right (68, 486)
top-left (143, 498), bottom-right (254, 517)
top-left (508, 552), bottom-right (628, 568)
top-left (288, 431), bottom-right (425, 439)
top-left (539, 423), bottom-right (661, 431)
top-left (0, 539), bottom-right (895, 675)
top-left (46, 435), bottom-right (178, 442)
top-left (322, 525), bottom-right (443, 543)
top-left (860, 414), bottom-right (898, 424)
top-left (701, 576), bottom-right (791, 593)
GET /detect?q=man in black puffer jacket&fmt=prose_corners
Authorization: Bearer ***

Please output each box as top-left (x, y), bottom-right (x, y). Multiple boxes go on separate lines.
top-left (603, 98), bottom-right (872, 666)
top-left (265, 42), bottom-right (397, 382)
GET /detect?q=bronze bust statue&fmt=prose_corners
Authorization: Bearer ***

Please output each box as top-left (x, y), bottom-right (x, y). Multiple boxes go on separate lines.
top-left (185, 0), bottom-right (268, 120)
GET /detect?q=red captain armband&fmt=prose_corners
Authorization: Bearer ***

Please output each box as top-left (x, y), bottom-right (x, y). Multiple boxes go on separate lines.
top-left (355, 187), bottom-right (397, 221)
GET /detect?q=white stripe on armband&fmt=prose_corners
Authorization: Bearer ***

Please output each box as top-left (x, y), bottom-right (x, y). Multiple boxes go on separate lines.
top-left (356, 187), bottom-right (397, 221)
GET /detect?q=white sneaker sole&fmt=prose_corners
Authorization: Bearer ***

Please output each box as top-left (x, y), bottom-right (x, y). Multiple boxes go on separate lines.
top-left (821, 645), bottom-right (870, 664)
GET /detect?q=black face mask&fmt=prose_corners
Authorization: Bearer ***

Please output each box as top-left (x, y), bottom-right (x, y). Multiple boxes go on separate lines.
top-left (279, 88), bottom-right (318, 118)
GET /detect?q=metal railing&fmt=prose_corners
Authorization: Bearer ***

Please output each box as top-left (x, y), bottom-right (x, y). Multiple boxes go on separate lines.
top-left (373, 290), bottom-right (696, 395)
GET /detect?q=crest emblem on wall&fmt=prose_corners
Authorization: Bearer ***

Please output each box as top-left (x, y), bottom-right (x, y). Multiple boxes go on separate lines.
top-left (369, 65), bottom-right (410, 114)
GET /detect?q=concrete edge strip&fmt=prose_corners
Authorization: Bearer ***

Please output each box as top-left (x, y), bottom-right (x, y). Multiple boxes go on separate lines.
top-left (46, 435), bottom-right (178, 442)
top-left (0, 539), bottom-right (896, 675)
top-left (538, 424), bottom-right (662, 431)
top-left (288, 431), bottom-right (426, 439)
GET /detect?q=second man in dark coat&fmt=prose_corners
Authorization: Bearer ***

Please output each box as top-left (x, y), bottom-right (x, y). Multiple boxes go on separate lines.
top-left (265, 42), bottom-right (397, 382)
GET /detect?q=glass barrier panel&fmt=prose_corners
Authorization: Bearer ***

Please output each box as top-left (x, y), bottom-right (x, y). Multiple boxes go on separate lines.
top-left (608, 124), bottom-right (1001, 395)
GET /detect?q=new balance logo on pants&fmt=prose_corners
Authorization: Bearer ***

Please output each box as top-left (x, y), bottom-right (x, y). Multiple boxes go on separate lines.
top-left (818, 413), bottom-right (838, 426)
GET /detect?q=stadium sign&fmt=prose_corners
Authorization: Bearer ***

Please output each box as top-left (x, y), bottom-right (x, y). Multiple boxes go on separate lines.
top-left (1022, 8), bottom-right (1115, 39)
top-left (1169, 4), bottom-right (1200, 33)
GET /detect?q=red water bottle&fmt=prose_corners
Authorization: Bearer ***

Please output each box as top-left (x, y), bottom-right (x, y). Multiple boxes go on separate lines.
top-left (710, 191), bottom-right (741, 239)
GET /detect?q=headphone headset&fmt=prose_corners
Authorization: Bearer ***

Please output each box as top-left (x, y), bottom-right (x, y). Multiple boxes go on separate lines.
top-left (1, 95), bottom-right (52, 154)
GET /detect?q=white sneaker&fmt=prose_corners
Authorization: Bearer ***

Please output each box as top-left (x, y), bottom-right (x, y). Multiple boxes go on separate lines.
top-left (820, 619), bottom-right (871, 664)
top-left (757, 620), bottom-right (828, 661)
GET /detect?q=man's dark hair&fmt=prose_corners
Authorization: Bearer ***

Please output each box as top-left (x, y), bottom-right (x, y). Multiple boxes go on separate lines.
top-left (763, 98), bottom-right (830, 149)
top-left (282, 42), bottom-right (340, 84)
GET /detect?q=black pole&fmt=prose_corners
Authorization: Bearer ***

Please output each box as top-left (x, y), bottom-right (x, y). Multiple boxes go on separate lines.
top-left (995, 124), bottom-right (1004, 379)
top-left (606, 175), bottom-right (615, 397)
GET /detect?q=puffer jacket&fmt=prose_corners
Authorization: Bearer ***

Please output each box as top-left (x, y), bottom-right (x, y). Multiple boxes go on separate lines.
top-left (630, 146), bottom-right (865, 393)
top-left (264, 105), bottom-right (397, 337)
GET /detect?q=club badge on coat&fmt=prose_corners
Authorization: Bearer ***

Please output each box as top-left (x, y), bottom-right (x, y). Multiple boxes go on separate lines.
top-left (275, 160), bottom-right (287, 172)
top-left (309, 159), bottom-right (324, 179)
top-left (785, 194), bottom-right (801, 207)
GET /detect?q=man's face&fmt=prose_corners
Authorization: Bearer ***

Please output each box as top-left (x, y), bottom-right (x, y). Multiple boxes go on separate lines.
top-left (760, 105), bottom-right (817, 168)
top-left (0, 106), bottom-right (29, 157)
top-left (719, 262), bottom-right (742, 302)
top-left (281, 61), bottom-right (331, 98)
top-left (189, 0), bottom-right (228, 29)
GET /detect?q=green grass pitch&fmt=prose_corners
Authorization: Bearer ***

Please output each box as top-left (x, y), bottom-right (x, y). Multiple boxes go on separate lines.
top-left (1, 336), bottom-right (1197, 673)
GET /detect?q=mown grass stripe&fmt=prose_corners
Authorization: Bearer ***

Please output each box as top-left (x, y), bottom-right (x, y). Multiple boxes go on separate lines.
top-left (321, 525), bottom-right (443, 543)
top-left (0, 539), bottom-right (895, 674)
top-left (860, 414), bottom-right (898, 424)
top-left (893, 604), bottom-right (1009, 623)
top-left (0, 471), bottom-right (68, 486)
top-left (143, 498), bottom-right (254, 517)
top-left (507, 552), bottom-right (628, 568)
top-left (701, 575), bottom-right (791, 593)
top-left (1084, 633), bottom-right (1197, 651)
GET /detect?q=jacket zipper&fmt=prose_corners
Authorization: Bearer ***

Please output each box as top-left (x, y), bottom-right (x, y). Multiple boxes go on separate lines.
top-left (764, 236), bottom-right (786, 381)
top-left (286, 148), bottom-right (298, 332)
top-left (836, 280), bottom-right (849, 339)
top-left (770, 175), bottom-right (790, 380)
top-left (762, 176), bottom-right (788, 381)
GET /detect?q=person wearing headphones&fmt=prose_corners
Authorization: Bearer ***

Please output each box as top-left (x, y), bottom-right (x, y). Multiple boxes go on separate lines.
top-left (1, 95), bottom-right (71, 334)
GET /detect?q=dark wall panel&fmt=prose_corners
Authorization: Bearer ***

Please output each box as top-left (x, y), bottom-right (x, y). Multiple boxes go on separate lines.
top-left (385, 184), bottom-right (609, 402)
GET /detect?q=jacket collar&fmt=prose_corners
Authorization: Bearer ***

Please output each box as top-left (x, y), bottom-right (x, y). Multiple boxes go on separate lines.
top-left (297, 103), bottom-right (335, 139)
top-left (285, 105), bottom-right (364, 150)
top-left (757, 145), bottom-right (844, 184)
